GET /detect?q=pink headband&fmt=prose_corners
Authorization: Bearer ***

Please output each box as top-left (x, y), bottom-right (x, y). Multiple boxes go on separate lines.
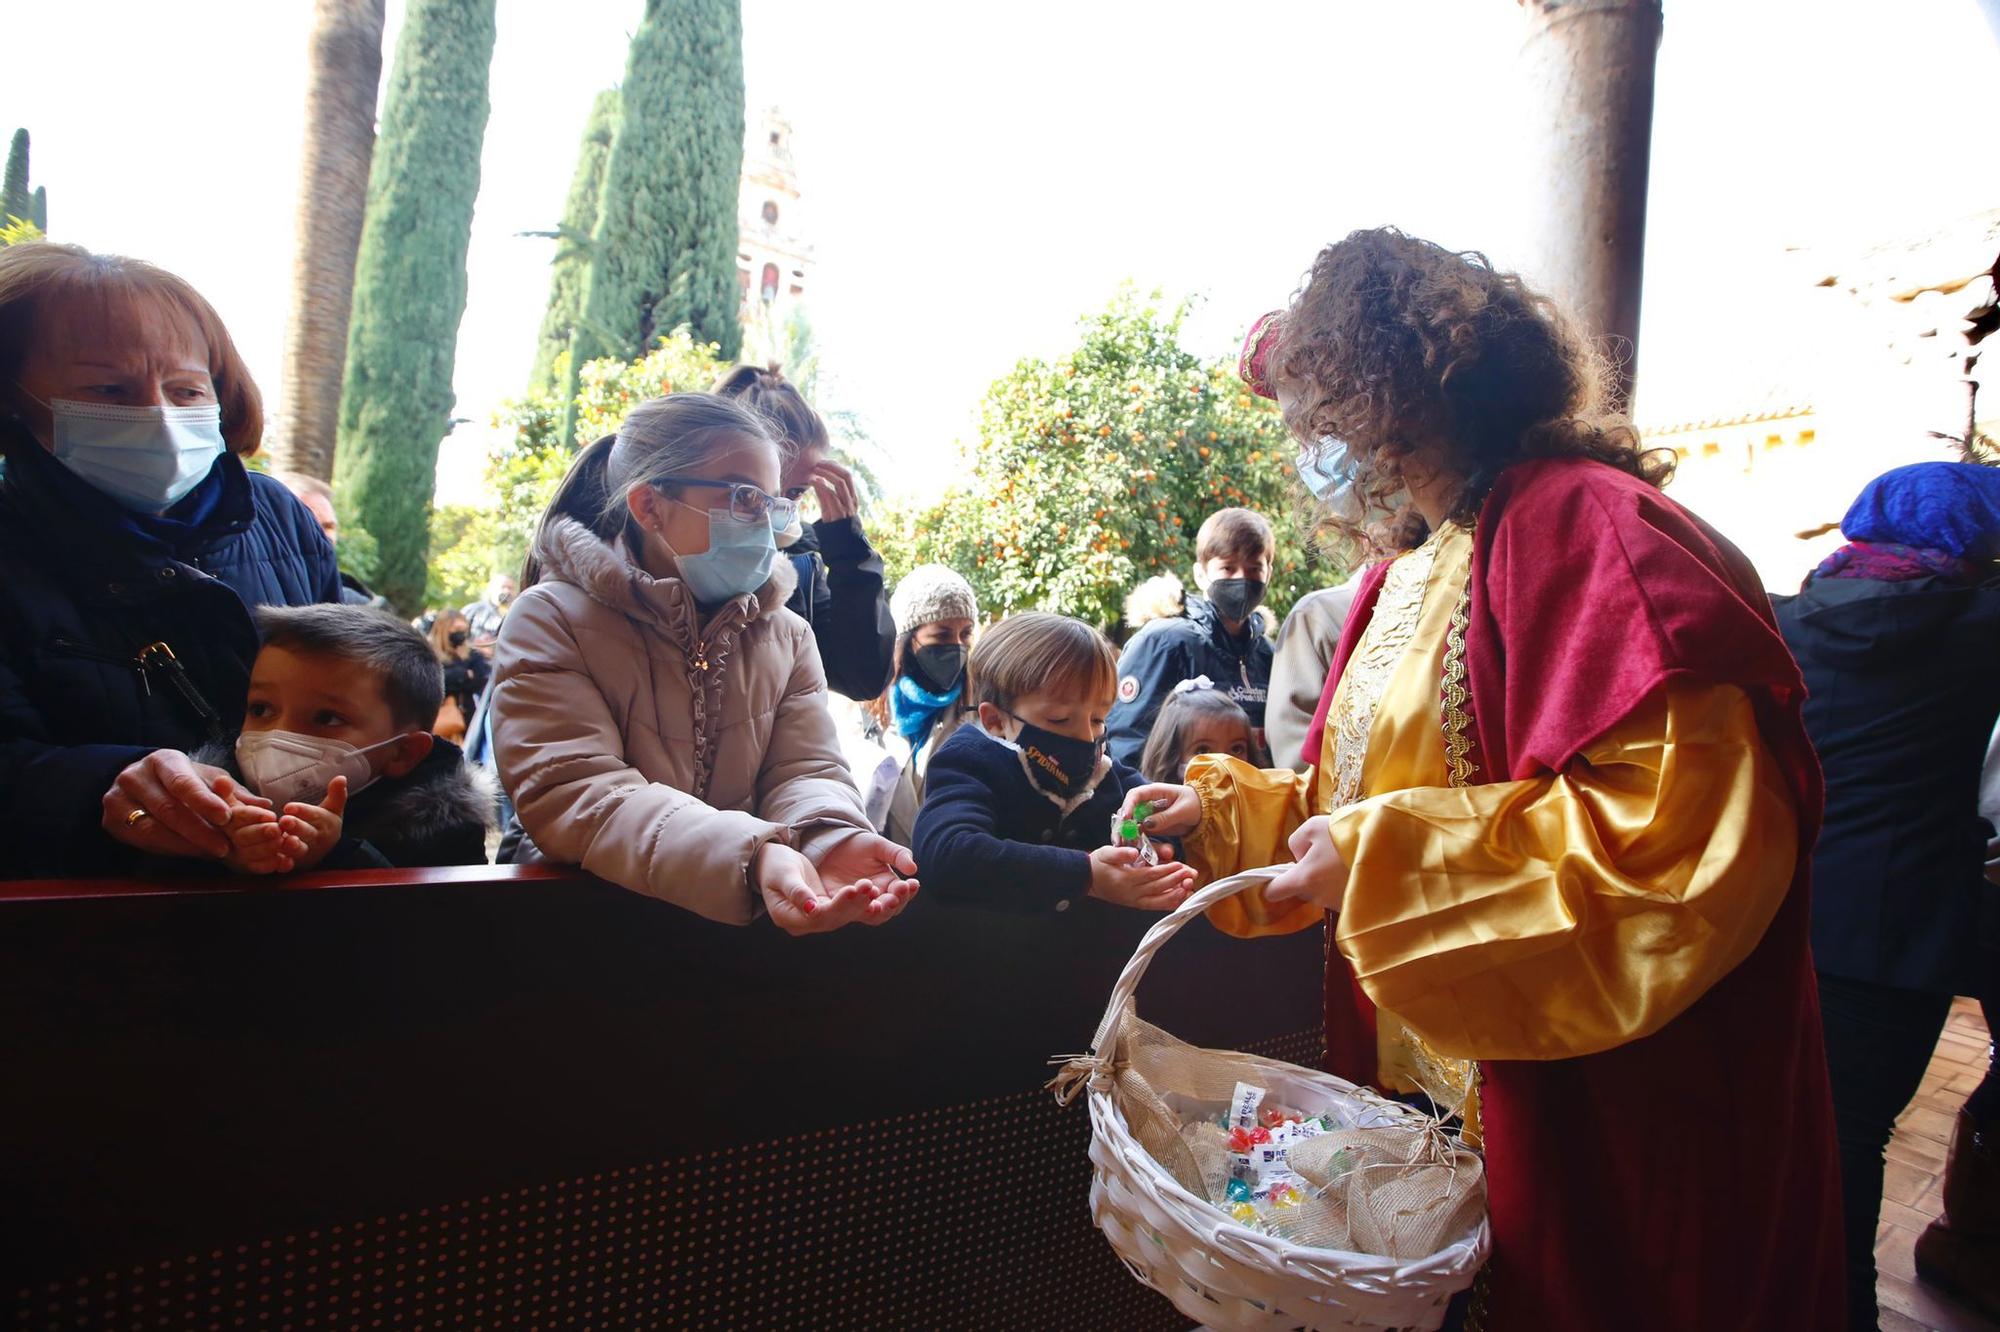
top-left (1238, 310), bottom-right (1285, 400)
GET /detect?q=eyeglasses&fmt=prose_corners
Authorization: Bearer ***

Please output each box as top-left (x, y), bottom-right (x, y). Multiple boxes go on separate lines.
top-left (653, 476), bottom-right (800, 528)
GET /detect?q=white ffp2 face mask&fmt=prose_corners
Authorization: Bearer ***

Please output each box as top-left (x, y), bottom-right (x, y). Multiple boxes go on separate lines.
top-left (50, 399), bottom-right (226, 511)
top-left (235, 730), bottom-right (403, 807)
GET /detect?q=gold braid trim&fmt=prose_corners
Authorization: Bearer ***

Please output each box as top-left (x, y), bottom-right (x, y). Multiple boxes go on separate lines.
top-left (1441, 556), bottom-right (1479, 788)
top-left (1422, 528), bottom-right (1482, 1139)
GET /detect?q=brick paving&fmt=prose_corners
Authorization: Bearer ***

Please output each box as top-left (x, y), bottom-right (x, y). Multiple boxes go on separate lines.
top-left (1877, 996), bottom-right (1997, 1332)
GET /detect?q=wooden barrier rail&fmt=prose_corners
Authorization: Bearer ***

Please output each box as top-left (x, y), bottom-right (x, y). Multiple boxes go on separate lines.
top-left (1, 865), bottom-right (1325, 1330)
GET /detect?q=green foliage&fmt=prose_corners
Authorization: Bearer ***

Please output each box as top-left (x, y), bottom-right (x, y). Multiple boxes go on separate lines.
top-left (332, 0), bottom-right (498, 614)
top-left (529, 87), bottom-right (620, 393)
top-left (28, 186), bottom-right (45, 232)
top-left (571, 0), bottom-right (744, 399)
top-left (331, 515), bottom-right (382, 588)
top-left (872, 290), bottom-right (1332, 631)
top-left (2, 130), bottom-right (28, 226)
top-left (429, 329), bottom-right (732, 599)
top-left (425, 502), bottom-right (513, 610)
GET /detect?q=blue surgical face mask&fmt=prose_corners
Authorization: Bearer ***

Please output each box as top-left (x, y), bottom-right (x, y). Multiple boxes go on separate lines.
top-left (1297, 438), bottom-right (1408, 525)
top-left (49, 399), bottom-right (226, 511)
top-left (664, 504), bottom-right (778, 606)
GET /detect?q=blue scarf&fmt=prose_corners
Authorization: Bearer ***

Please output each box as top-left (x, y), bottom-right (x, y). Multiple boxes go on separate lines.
top-left (891, 673), bottom-right (962, 753)
top-left (1841, 461), bottom-right (2000, 559)
top-left (5, 439), bottom-right (244, 557)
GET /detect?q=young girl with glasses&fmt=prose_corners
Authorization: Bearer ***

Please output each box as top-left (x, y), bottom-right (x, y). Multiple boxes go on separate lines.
top-left (489, 393), bottom-right (918, 934)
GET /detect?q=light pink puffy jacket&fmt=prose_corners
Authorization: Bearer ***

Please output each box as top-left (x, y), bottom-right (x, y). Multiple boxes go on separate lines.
top-left (490, 518), bottom-right (871, 923)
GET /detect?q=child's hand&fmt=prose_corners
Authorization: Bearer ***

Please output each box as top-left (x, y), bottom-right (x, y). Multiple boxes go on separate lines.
top-left (1089, 844), bottom-right (1196, 912)
top-left (808, 830), bottom-right (919, 924)
top-left (757, 841), bottom-right (878, 935)
top-left (275, 776), bottom-right (349, 874)
top-left (221, 801), bottom-right (307, 876)
top-left (1119, 783), bottom-right (1202, 838)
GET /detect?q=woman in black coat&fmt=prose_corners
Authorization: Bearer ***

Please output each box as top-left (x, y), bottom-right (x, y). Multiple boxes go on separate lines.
top-left (1775, 460), bottom-right (2000, 1329)
top-left (0, 243), bottom-right (340, 878)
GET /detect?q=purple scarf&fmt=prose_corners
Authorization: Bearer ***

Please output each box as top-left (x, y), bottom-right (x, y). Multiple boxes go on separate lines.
top-left (1812, 540), bottom-right (1980, 585)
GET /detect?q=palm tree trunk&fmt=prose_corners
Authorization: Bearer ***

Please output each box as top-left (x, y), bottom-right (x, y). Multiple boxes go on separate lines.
top-left (273, 0), bottom-right (387, 479)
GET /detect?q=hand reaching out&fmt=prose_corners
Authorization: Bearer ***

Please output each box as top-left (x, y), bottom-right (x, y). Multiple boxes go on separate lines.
top-left (221, 800), bottom-right (304, 875)
top-left (221, 777), bottom-right (348, 876)
top-left (277, 776), bottom-right (350, 874)
top-left (1089, 844), bottom-right (1195, 912)
top-left (1118, 783), bottom-right (1202, 839)
top-left (756, 835), bottom-right (918, 935)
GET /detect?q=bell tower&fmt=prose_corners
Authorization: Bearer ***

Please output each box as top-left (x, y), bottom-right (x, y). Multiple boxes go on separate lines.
top-left (737, 108), bottom-right (813, 330)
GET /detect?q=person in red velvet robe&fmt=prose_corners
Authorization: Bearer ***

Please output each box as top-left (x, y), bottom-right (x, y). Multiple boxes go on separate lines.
top-left (1123, 229), bottom-right (1846, 1330)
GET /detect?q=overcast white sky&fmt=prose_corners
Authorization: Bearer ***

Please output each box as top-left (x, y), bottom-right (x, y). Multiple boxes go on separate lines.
top-left (6, 1), bottom-right (1998, 505)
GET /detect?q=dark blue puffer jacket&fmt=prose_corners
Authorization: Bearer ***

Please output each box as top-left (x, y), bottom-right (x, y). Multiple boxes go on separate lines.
top-left (0, 436), bottom-right (341, 877)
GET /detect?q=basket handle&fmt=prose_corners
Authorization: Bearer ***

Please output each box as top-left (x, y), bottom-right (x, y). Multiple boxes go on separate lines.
top-left (1084, 867), bottom-right (1287, 1072)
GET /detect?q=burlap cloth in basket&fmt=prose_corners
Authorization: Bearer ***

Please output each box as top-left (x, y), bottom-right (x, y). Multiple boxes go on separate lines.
top-left (1109, 1010), bottom-right (1483, 1262)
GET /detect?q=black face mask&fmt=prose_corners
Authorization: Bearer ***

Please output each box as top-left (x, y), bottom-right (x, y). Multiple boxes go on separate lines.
top-left (908, 643), bottom-right (966, 694)
top-left (449, 630), bottom-right (469, 649)
top-left (1207, 577), bottom-right (1266, 625)
top-left (1000, 713), bottom-right (1104, 801)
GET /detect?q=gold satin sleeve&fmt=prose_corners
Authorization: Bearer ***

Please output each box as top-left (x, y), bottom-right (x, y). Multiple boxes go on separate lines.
top-left (1182, 755), bottom-right (1324, 937)
top-left (1328, 681), bottom-right (1799, 1062)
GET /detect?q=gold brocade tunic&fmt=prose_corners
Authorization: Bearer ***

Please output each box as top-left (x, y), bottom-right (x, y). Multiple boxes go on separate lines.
top-left (1185, 523), bottom-right (1801, 1071)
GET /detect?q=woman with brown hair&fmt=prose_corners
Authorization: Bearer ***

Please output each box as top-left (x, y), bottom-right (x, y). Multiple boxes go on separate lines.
top-left (0, 243), bottom-right (340, 877)
top-left (426, 607), bottom-right (489, 744)
top-left (712, 364), bottom-right (896, 702)
top-left (1123, 229), bottom-right (1844, 1328)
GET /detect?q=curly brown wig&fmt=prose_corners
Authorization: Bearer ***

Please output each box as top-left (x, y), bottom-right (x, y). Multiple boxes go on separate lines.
top-left (1275, 228), bottom-right (1671, 551)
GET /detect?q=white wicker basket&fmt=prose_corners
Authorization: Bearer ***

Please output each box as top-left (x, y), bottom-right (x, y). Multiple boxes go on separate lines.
top-left (1062, 868), bottom-right (1489, 1332)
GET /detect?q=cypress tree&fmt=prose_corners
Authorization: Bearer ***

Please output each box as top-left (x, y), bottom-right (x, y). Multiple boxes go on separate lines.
top-left (29, 186), bottom-right (45, 233)
top-left (1, 130), bottom-right (28, 224)
top-left (332, 0), bottom-right (497, 613)
top-left (570, 0), bottom-right (744, 418)
top-left (529, 88), bottom-right (620, 394)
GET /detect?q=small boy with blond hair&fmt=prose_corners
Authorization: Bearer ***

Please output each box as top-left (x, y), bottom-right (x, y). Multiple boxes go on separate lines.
top-left (912, 612), bottom-right (1193, 913)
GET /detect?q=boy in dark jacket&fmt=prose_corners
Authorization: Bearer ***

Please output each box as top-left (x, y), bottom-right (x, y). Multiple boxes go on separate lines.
top-left (206, 604), bottom-right (495, 871)
top-left (1105, 506), bottom-right (1275, 768)
top-left (912, 612), bottom-right (1193, 913)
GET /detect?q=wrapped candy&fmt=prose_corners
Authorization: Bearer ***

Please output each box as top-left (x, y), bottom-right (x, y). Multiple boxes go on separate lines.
top-left (1205, 1082), bottom-right (1339, 1228)
top-left (1112, 801), bottom-right (1160, 867)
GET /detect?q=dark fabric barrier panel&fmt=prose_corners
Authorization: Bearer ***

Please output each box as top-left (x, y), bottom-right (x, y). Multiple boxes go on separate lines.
top-left (0, 870), bottom-right (1325, 1329)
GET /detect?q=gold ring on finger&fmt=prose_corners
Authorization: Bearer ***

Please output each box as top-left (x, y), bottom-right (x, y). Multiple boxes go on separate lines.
top-left (126, 808), bottom-right (151, 826)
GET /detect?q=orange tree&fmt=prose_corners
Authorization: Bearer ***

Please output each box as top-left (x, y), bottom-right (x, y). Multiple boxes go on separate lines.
top-left (875, 291), bottom-right (1336, 632)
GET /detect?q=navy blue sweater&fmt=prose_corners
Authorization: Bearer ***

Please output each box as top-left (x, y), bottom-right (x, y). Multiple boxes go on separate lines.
top-left (911, 724), bottom-right (1143, 913)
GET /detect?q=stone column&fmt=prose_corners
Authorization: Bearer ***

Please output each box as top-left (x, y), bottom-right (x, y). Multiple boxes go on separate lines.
top-left (1518, 0), bottom-right (1665, 409)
